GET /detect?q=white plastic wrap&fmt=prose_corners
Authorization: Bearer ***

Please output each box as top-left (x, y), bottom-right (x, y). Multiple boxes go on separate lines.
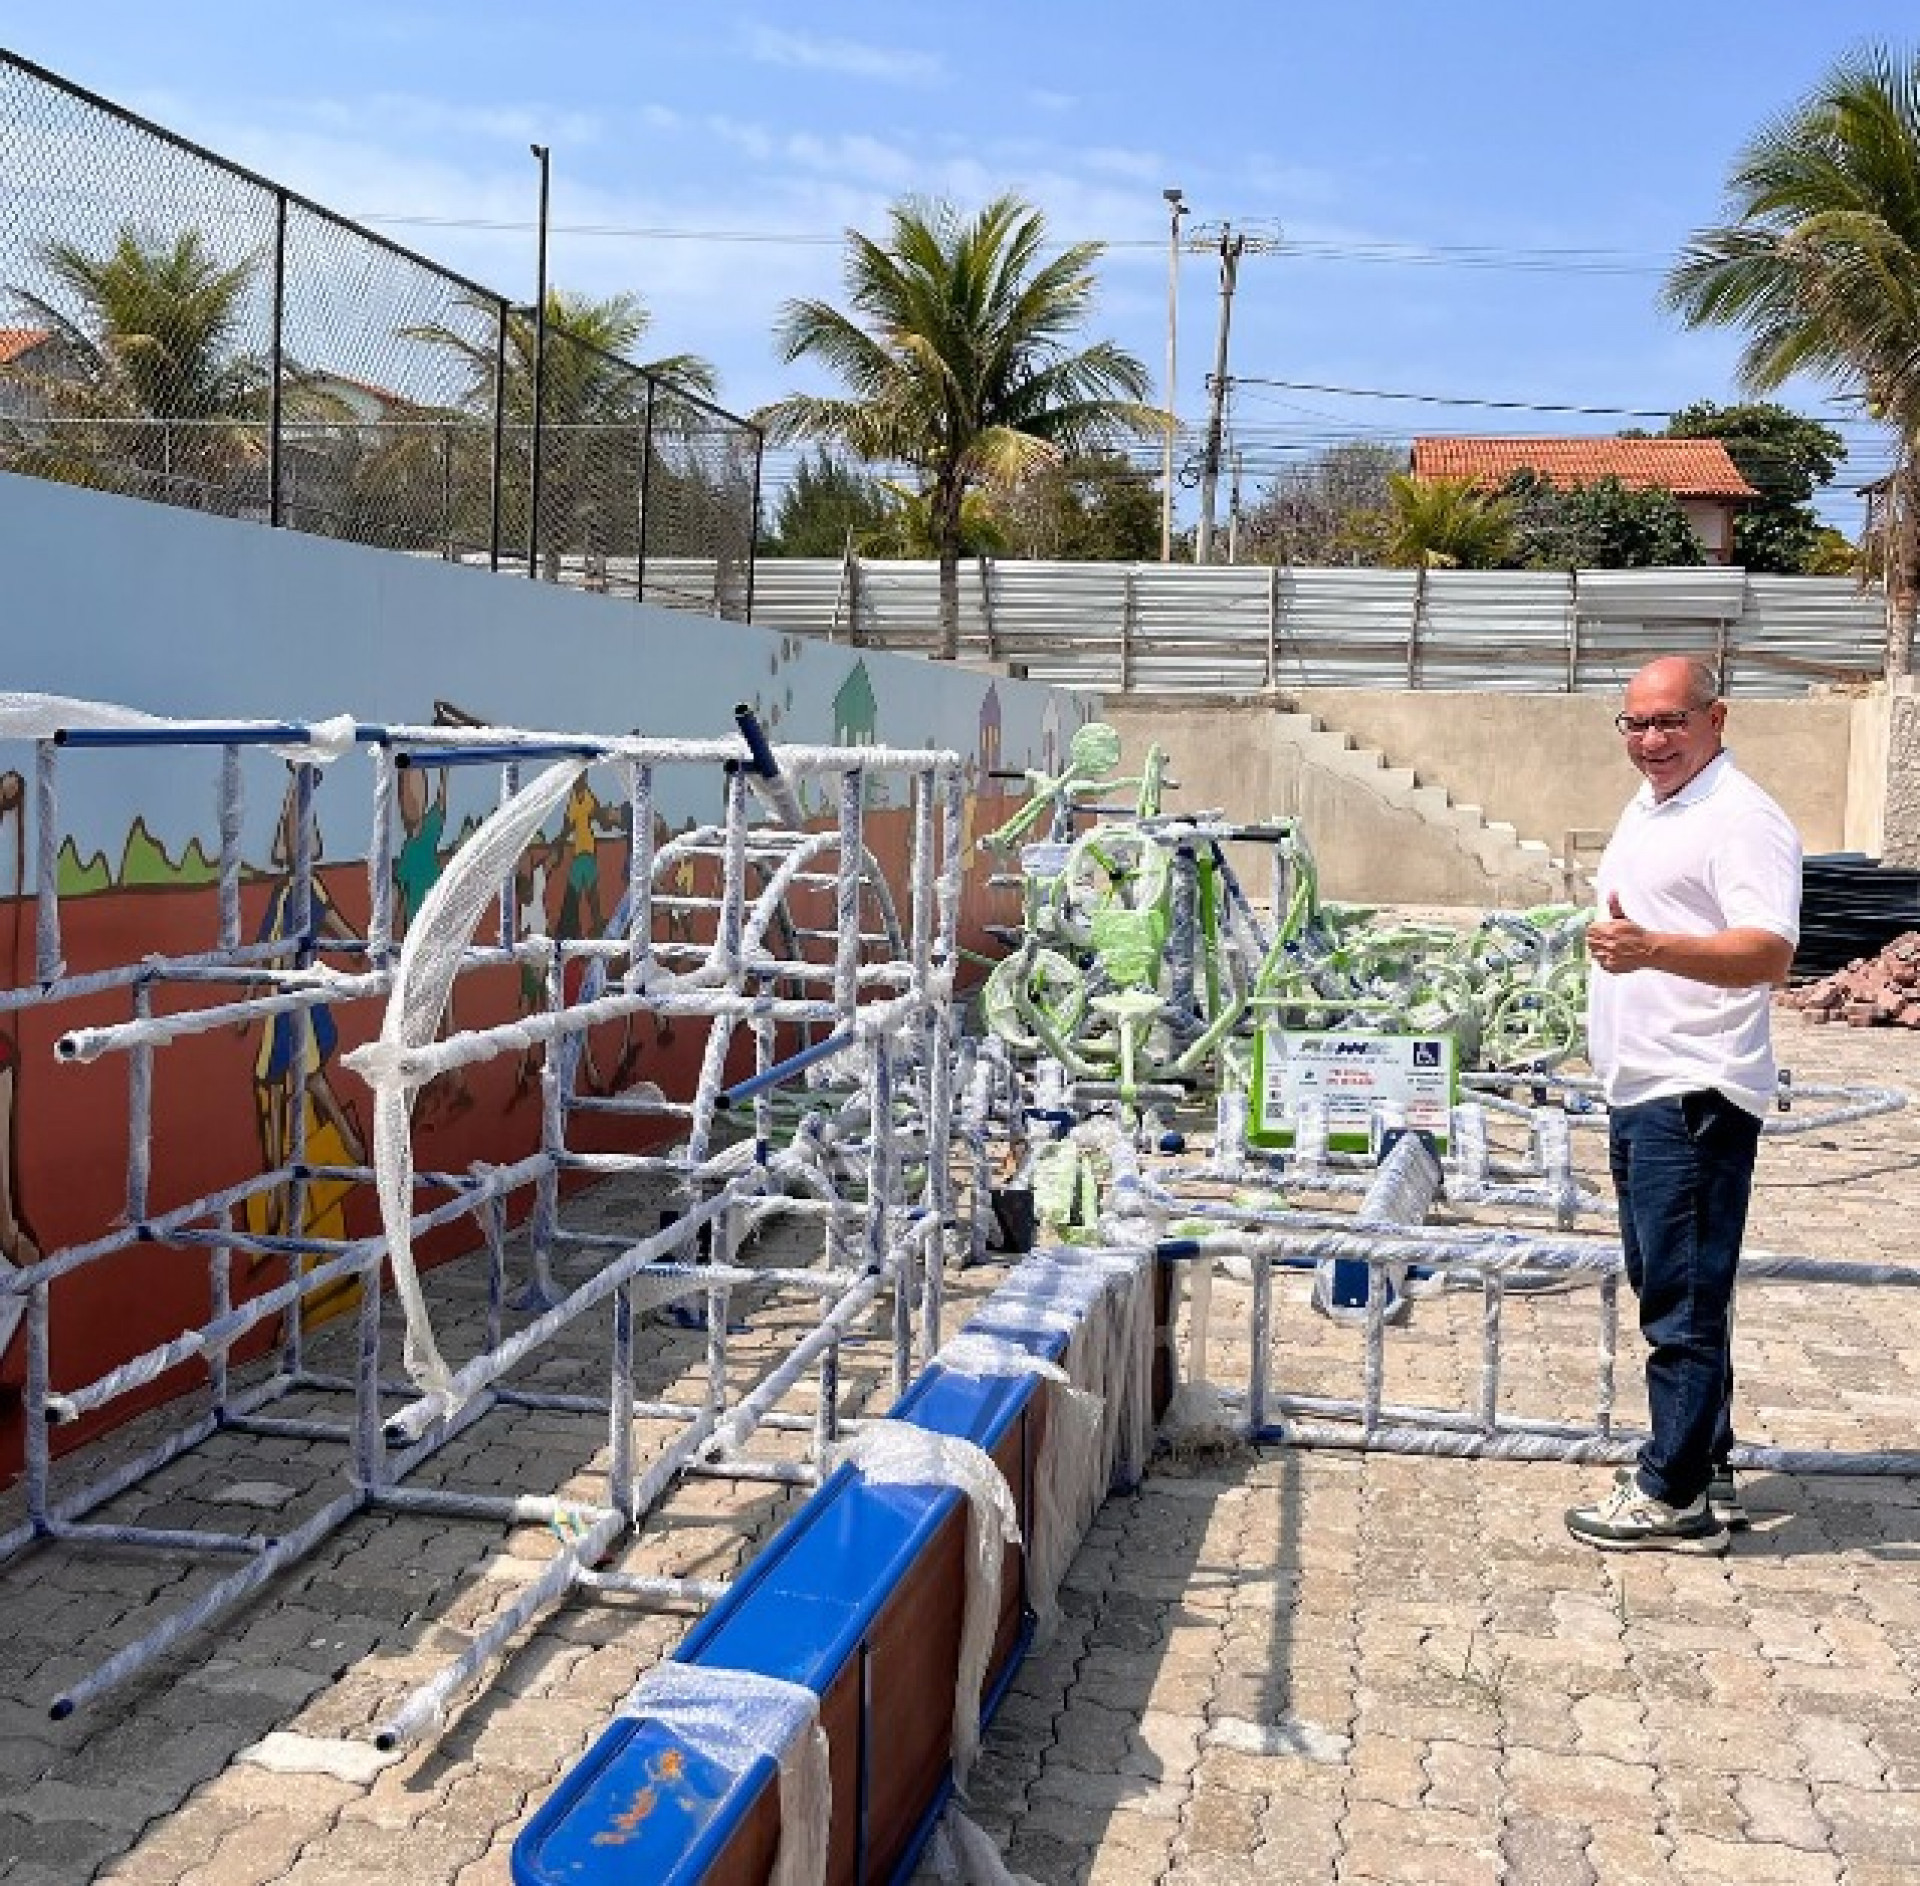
top-left (922, 1805), bottom-right (1043, 1886)
top-left (0, 693), bottom-right (360, 762)
top-left (343, 757), bottom-right (588, 1393)
top-left (983, 1248), bottom-right (1154, 1490)
top-left (933, 1331), bottom-right (1097, 1643)
top-left (0, 692), bottom-right (172, 738)
top-left (620, 1659), bottom-right (829, 1886)
top-left (834, 1420), bottom-right (1020, 1786)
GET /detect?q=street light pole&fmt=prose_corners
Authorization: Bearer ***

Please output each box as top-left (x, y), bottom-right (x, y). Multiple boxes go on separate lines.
top-left (527, 142), bottom-right (552, 580)
top-left (1161, 186), bottom-right (1188, 563)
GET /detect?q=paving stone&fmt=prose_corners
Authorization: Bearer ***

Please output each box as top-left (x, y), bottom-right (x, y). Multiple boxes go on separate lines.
top-left (1504, 1744), bottom-right (1661, 1833)
top-left (1498, 1812), bottom-right (1595, 1886)
top-left (1338, 1800), bottom-right (1501, 1885)
top-left (1420, 1739), bottom-right (1503, 1826)
top-left (1180, 1786), bottom-right (1261, 1854)
top-left (1347, 1730), bottom-right (1425, 1807)
top-left (1814, 1785), bottom-right (1920, 1867)
top-left (1582, 1826), bottom-right (1680, 1886)
top-left (1664, 1833), bottom-right (1842, 1883)
top-left (1736, 1773), bottom-right (1833, 1852)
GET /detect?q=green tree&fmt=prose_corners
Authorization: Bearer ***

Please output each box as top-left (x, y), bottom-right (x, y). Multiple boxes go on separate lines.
top-left (1658, 400), bottom-right (1845, 573)
top-left (402, 287), bottom-right (718, 574)
top-left (1665, 43), bottom-right (1920, 670)
top-left (1385, 472), bottom-right (1515, 569)
top-left (2, 228), bottom-right (278, 509)
top-left (764, 447), bottom-right (892, 556)
top-left (990, 451), bottom-right (1161, 560)
top-left (1501, 471), bottom-right (1703, 569)
top-left (1806, 525), bottom-right (1864, 575)
top-left (759, 194), bottom-right (1157, 657)
top-left (863, 480), bottom-right (1009, 558)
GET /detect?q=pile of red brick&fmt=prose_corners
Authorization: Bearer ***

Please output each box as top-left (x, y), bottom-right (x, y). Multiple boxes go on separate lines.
top-left (1782, 930), bottom-right (1920, 1027)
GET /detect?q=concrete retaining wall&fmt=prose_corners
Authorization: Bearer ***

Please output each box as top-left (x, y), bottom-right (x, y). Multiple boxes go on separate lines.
top-left (1106, 688), bottom-right (1868, 909)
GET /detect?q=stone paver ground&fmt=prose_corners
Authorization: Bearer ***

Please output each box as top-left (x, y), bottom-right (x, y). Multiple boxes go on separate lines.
top-left (4, 1008), bottom-right (1920, 1884)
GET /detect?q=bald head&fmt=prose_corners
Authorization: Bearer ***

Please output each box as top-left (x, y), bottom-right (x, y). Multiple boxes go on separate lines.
top-left (1631, 655), bottom-right (1719, 709)
top-left (1619, 655), bottom-right (1726, 801)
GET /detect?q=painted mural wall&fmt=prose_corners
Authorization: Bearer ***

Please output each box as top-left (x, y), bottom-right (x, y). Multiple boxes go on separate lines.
top-left (0, 471), bottom-right (1096, 1475)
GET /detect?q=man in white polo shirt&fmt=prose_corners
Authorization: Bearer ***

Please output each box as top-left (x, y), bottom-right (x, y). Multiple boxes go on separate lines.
top-left (1566, 654), bottom-right (1801, 1555)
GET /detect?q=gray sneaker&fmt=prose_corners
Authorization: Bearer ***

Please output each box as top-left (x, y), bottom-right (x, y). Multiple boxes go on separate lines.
top-left (1566, 1475), bottom-right (1729, 1555)
top-left (1708, 1466), bottom-right (1750, 1532)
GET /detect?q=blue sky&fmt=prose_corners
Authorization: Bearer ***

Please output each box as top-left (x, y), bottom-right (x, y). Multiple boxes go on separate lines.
top-left (4, 2), bottom-right (1917, 537)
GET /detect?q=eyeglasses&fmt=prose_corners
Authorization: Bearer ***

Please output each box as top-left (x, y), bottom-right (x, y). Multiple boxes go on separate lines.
top-left (1614, 709), bottom-right (1706, 737)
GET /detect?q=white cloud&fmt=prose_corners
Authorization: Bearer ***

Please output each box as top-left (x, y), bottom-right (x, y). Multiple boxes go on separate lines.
top-left (275, 92), bottom-right (606, 152)
top-left (739, 25), bottom-right (941, 85)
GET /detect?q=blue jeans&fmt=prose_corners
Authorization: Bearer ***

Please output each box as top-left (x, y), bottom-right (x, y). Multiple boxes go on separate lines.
top-left (1608, 1091), bottom-right (1762, 1509)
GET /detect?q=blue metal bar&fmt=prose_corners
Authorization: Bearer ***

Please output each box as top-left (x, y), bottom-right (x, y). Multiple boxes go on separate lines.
top-left (732, 702), bottom-right (779, 778)
top-left (731, 703), bottom-right (804, 824)
top-left (717, 1030), bottom-right (855, 1109)
top-left (394, 743), bottom-right (601, 768)
top-left (53, 723), bottom-right (389, 749)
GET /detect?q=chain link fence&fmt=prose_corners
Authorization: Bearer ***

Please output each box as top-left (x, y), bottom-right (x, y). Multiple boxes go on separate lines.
top-left (0, 51), bottom-right (760, 620)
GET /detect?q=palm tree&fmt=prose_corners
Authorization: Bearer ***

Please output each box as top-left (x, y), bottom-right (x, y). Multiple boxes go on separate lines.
top-left (1385, 473), bottom-right (1515, 569)
top-left (1665, 44), bottom-right (1920, 674)
top-left (2, 228), bottom-right (274, 510)
top-left (401, 287), bottom-right (718, 576)
top-left (758, 194), bottom-right (1158, 658)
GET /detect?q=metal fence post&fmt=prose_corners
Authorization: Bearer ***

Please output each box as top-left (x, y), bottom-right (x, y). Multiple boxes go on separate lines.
top-left (744, 428), bottom-right (764, 624)
top-left (1266, 563), bottom-right (1281, 690)
top-left (488, 299), bottom-right (508, 573)
top-left (1408, 563), bottom-right (1425, 689)
top-left (268, 191), bottom-right (287, 528)
top-left (1566, 568), bottom-right (1580, 693)
top-left (635, 377), bottom-right (656, 604)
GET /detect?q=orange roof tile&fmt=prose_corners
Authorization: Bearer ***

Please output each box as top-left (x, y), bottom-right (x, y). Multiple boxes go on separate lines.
top-left (1411, 436), bottom-right (1759, 500)
top-left (0, 327), bottom-right (51, 366)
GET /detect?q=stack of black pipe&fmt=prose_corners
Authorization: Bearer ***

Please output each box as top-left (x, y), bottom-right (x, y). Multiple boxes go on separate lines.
top-left (1793, 853), bottom-right (1920, 982)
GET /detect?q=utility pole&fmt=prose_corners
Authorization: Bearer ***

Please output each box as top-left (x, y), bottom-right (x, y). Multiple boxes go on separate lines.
top-left (1190, 222), bottom-right (1282, 560)
top-left (1227, 447), bottom-right (1245, 565)
top-left (1160, 186), bottom-right (1188, 563)
top-left (1195, 225), bottom-right (1244, 565)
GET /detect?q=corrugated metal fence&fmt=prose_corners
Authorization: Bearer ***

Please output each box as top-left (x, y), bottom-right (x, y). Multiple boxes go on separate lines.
top-left (744, 558), bottom-right (1888, 696)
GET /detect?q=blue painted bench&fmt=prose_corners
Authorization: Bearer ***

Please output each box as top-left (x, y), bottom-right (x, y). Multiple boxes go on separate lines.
top-left (512, 1305), bottom-right (1074, 1885)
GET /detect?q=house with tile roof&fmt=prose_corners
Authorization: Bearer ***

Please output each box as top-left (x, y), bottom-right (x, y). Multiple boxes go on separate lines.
top-left (0, 327), bottom-right (66, 433)
top-left (1410, 436), bottom-right (1760, 565)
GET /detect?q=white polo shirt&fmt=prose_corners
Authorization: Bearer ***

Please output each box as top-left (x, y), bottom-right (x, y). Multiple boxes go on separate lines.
top-left (1588, 750), bottom-right (1802, 1118)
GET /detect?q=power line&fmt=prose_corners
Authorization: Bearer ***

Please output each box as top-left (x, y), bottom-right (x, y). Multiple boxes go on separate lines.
top-left (354, 212), bottom-right (1669, 276)
top-left (1229, 376), bottom-right (1673, 418)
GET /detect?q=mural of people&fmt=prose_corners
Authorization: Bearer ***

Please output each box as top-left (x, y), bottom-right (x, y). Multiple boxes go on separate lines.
top-left (243, 772), bottom-right (365, 1318)
top-left (394, 760), bottom-right (472, 1128)
top-left (508, 835), bottom-right (559, 1106)
top-left (0, 770), bottom-right (36, 1374)
top-left (555, 774), bottom-right (622, 942)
